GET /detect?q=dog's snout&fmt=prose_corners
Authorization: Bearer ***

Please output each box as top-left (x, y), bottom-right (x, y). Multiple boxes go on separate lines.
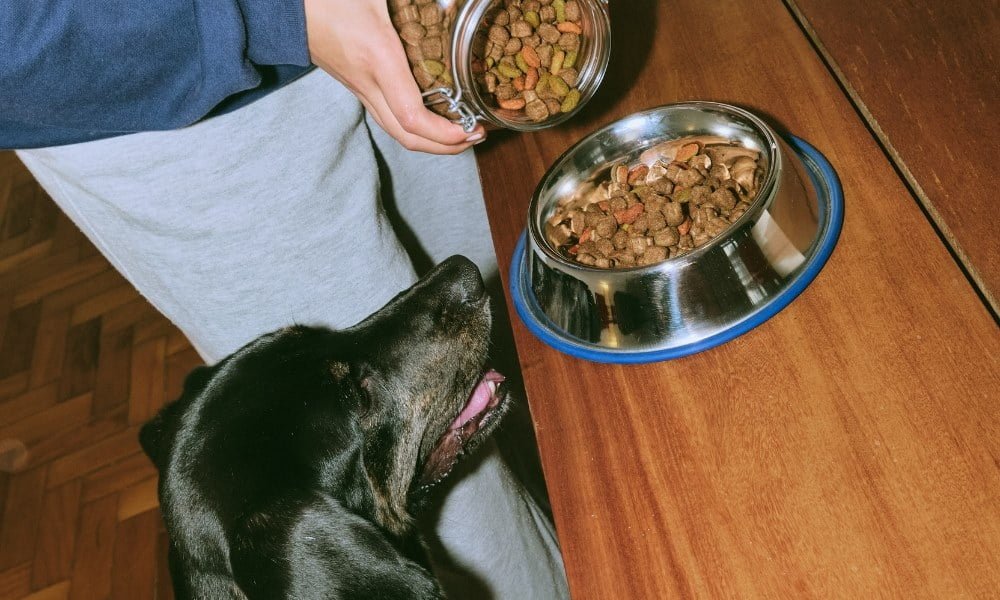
top-left (351, 256), bottom-right (489, 340)
top-left (435, 256), bottom-right (486, 305)
top-left (456, 264), bottom-right (485, 305)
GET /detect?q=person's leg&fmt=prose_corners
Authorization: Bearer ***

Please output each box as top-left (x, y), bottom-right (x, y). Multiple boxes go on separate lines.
top-left (18, 71), bottom-right (414, 362)
top-left (18, 70), bottom-right (567, 599)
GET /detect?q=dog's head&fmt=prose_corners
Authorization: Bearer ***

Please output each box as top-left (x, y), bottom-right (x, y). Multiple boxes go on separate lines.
top-left (140, 256), bottom-right (510, 540)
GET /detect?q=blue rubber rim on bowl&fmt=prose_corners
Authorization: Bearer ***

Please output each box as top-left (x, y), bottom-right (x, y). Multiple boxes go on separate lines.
top-left (509, 135), bottom-right (844, 364)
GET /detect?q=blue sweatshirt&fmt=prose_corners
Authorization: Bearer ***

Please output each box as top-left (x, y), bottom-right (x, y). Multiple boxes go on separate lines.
top-left (0, 0), bottom-right (314, 149)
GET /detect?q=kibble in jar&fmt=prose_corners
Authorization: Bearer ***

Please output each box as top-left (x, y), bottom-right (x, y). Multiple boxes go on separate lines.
top-left (389, 0), bottom-right (461, 119)
top-left (387, 0), bottom-right (609, 129)
top-left (471, 0), bottom-right (587, 122)
top-left (545, 136), bottom-right (766, 269)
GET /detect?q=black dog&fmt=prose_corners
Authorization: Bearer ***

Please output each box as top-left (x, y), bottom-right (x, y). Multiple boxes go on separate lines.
top-left (139, 256), bottom-right (510, 599)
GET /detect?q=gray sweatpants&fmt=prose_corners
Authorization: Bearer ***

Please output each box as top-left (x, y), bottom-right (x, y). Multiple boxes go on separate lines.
top-left (18, 70), bottom-right (568, 600)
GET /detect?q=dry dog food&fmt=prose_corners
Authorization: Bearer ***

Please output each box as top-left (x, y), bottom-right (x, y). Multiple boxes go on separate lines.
top-left (472, 0), bottom-right (587, 122)
top-left (389, 0), bottom-right (589, 123)
top-left (389, 0), bottom-right (461, 118)
top-left (545, 136), bottom-right (765, 268)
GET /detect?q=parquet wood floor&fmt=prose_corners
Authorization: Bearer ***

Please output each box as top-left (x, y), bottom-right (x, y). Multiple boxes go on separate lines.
top-left (0, 151), bottom-right (186, 600)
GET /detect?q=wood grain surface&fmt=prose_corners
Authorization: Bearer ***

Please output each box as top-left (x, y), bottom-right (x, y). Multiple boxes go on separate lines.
top-left (788, 0), bottom-right (1000, 313)
top-left (474, 0), bottom-right (1000, 598)
top-left (0, 152), bottom-right (185, 599)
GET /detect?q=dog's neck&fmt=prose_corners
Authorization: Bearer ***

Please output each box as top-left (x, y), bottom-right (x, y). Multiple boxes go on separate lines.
top-left (320, 439), bottom-right (413, 539)
top-left (361, 462), bottom-right (415, 537)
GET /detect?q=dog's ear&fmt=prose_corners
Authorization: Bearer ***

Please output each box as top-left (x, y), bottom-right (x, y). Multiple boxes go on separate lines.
top-left (138, 409), bottom-right (173, 470)
top-left (181, 364), bottom-right (214, 395)
top-left (139, 365), bottom-right (213, 469)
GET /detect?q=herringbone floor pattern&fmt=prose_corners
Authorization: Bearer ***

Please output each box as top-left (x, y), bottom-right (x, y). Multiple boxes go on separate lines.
top-left (0, 152), bottom-right (189, 599)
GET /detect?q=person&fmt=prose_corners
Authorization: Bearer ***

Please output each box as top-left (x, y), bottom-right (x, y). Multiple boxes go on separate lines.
top-left (2, 0), bottom-right (570, 598)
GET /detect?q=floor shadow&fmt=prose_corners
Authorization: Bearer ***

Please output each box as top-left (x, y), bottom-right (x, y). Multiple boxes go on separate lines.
top-left (373, 129), bottom-right (552, 516)
top-left (574, 0), bottom-right (659, 128)
top-left (373, 142), bottom-right (436, 277)
top-left (372, 133), bottom-right (557, 596)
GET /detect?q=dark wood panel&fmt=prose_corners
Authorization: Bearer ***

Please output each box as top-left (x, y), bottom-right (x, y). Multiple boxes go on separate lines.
top-left (68, 495), bottom-right (118, 600)
top-left (790, 0), bottom-right (1000, 311)
top-left (30, 480), bottom-right (82, 590)
top-left (474, 0), bottom-right (1000, 597)
top-left (0, 467), bottom-right (46, 570)
top-left (109, 510), bottom-right (159, 600)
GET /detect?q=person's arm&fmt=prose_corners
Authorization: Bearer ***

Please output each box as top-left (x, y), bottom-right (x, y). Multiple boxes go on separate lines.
top-left (304, 0), bottom-right (485, 154)
top-left (2, 0), bottom-right (485, 153)
top-left (0, 0), bottom-right (312, 148)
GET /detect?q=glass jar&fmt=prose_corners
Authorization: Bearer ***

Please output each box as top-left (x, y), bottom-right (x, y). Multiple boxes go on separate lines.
top-left (389, 0), bottom-right (611, 132)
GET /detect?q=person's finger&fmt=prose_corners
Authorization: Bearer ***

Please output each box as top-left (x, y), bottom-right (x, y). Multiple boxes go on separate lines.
top-left (356, 81), bottom-right (485, 153)
top-left (360, 88), bottom-right (478, 154)
top-left (372, 35), bottom-right (485, 147)
top-left (323, 66), bottom-right (484, 153)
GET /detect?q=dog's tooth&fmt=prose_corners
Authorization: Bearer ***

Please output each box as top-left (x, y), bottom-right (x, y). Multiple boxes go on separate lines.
top-left (488, 381), bottom-right (497, 394)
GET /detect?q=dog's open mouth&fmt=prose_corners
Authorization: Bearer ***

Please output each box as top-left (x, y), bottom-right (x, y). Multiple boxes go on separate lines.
top-left (416, 369), bottom-right (509, 490)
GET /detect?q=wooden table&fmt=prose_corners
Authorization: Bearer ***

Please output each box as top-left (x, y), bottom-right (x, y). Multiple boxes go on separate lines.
top-left (788, 0), bottom-right (1000, 314)
top-left (474, 1), bottom-right (1000, 597)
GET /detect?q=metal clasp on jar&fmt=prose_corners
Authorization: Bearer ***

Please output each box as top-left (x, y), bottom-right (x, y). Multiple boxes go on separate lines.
top-left (421, 87), bottom-right (480, 133)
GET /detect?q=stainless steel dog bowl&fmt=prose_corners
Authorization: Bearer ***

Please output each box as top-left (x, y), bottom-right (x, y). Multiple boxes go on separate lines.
top-left (510, 102), bottom-right (843, 363)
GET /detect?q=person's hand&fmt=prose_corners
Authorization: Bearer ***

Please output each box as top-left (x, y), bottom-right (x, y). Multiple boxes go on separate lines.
top-left (303, 0), bottom-right (486, 154)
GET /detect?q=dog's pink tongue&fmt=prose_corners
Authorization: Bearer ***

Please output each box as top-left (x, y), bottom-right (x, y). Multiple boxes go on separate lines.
top-left (450, 370), bottom-right (504, 430)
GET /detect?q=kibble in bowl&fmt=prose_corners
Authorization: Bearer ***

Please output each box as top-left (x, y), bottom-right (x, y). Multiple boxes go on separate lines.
top-left (545, 136), bottom-right (765, 269)
top-left (515, 102), bottom-right (842, 360)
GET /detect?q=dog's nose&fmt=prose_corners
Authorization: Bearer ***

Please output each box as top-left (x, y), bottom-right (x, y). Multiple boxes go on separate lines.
top-left (436, 255), bottom-right (486, 305)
